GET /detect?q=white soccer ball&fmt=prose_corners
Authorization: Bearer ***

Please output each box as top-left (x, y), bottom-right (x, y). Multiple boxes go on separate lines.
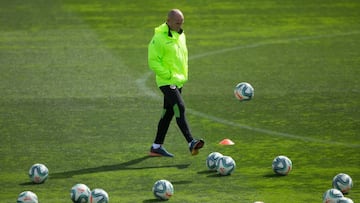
top-left (332, 173), bottom-right (353, 194)
top-left (29, 163), bottom-right (49, 184)
top-left (17, 191), bottom-right (38, 203)
top-left (322, 188), bottom-right (344, 203)
top-left (234, 82), bottom-right (254, 101)
top-left (90, 188), bottom-right (109, 203)
top-left (206, 152), bottom-right (223, 171)
top-left (216, 155), bottom-right (236, 176)
top-left (336, 197), bottom-right (354, 203)
top-left (272, 155), bottom-right (292, 175)
top-left (70, 183), bottom-right (91, 203)
top-left (152, 179), bottom-right (174, 200)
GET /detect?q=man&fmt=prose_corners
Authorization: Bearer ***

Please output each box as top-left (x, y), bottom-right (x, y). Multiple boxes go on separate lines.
top-left (148, 9), bottom-right (204, 157)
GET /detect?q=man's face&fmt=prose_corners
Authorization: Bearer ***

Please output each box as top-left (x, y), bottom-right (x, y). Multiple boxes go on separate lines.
top-left (167, 15), bottom-right (184, 32)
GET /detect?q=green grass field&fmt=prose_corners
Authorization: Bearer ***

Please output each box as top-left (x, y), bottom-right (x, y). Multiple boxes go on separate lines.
top-left (1, 0), bottom-right (359, 202)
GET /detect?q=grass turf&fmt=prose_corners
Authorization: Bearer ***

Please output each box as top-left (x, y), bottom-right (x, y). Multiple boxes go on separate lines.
top-left (0, 0), bottom-right (359, 202)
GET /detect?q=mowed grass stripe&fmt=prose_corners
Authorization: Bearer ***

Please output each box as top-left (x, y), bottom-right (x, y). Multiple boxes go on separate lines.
top-left (0, 2), bottom-right (155, 202)
top-left (0, 21), bottom-right (138, 100)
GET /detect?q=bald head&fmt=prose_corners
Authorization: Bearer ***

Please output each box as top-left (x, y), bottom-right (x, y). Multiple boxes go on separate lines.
top-left (168, 9), bottom-right (184, 19)
top-left (167, 9), bottom-right (184, 32)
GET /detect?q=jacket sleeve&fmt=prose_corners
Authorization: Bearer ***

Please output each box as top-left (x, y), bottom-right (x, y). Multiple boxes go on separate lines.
top-left (148, 37), bottom-right (171, 80)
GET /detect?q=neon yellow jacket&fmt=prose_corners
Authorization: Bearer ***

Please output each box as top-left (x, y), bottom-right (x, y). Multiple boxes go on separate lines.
top-left (148, 23), bottom-right (188, 88)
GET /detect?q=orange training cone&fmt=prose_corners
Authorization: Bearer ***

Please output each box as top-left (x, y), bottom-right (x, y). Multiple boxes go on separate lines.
top-left (219, 138), bottom-right (235, 145)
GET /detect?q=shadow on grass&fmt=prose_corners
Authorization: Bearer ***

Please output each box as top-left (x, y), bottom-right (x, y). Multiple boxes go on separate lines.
top-left (143, 199), bottom-right (166, 203)
top-left (207, 173), bottom-right (235, 178)
top-left (197, 170), bottom-right (216, 175)
top-left (263, 173), bottom-right (287, 178)
top-left (19, 182), bottom-right (42, 186)
top-left (198, 170), bottom-right (230, 177)
top-left (46, 156), bottom-right (190, 179)
top-left (198, 170), bottom-right (236, 178)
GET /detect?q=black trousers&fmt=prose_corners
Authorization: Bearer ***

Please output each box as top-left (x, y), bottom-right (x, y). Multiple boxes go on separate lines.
top-left (154, 85), bottom-right (193, 144)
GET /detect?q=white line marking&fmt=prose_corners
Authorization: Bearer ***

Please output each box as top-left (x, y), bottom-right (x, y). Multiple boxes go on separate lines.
top-left (190, 31), bottom-right (360, 60)
top-left (138, 32), bottom-right (360, 147)
top-left (135, 71), bottom-right (160, 99)
top-left (188, 109), bottom-right (360, 147)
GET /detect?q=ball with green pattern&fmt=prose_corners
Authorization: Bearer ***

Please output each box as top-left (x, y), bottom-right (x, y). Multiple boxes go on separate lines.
top-left (90, 188), bottom-right (109, 203)
top-left (17, 191), bottom-right (38, 203)
top-left (322, 188), bottom-right (343, 203)
top-left (70, 183), bottom-right (91, 203)
top-left (29, 163), bottom-right (49, 184)
top-left (336, 197), bottom-right (354, 203)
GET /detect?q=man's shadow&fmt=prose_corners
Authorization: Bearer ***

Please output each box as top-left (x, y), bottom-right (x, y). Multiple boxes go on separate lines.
top-left (21, 156), bottom-right (190, 183)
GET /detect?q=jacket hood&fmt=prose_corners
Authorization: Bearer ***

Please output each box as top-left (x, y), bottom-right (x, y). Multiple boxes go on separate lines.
top-left (154, 23), bottom-right (169, 34)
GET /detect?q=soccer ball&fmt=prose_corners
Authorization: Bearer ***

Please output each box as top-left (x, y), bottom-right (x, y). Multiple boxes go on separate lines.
top-left (336, 197), bottom-right (354, 203)
top-left (90, 188), bottom-right (109, 203)
top-left (152, 179), bottom-right (174, 200)
top-left (29, 163), bottom-right (49, 184)
top-left (272, 155), bottom-right (292, 175)
top-left (234, 82), bottom-right (254, 101)
top-left (206, 152), bottom-right (223, 171)
top-left (70, 183), bottom-right (91, 203)
top-left (216, 156), bottom-right (236, 176)
top-left (17, 191), bottom-right (38, 203)
top-left (332, 173), bottom-right (353, 194)
top-left (322, 188), bottom-right (344, 203)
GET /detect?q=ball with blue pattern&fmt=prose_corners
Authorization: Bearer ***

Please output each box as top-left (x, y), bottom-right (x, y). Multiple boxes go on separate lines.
top-left (272, 155), bottom-right (292, 175)
top-left (152, 179), bottom-right (174, 200)
top-left (216, 155), bottom-right (236, 176)
top-left (234, 82), bottom-right (254, 101)
top-left (332, 173), bottom-right (353, 194)
top-left (206, 152), bottom-right (223, 171)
